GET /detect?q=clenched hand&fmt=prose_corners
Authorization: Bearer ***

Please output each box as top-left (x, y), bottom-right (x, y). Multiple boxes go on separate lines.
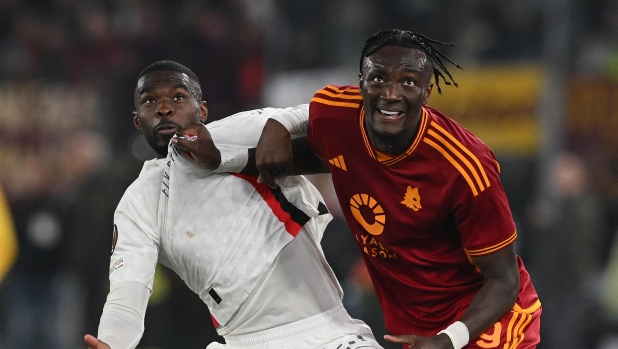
top-left (171, 122), bottom-right (221, 170)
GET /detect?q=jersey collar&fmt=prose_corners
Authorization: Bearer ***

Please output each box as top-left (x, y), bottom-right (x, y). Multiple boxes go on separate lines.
top-left (359, 106), bottom-right (430, 166)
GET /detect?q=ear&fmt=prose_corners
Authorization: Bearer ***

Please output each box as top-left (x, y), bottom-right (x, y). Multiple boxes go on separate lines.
top-left (358, 73), bottom-right (364, 91)
top-left (423, 82), bottom-right (434, 105)
top-left (133, 111), bottom-right (142, 130)
top-left (199, 101), bottom-right (208, 123)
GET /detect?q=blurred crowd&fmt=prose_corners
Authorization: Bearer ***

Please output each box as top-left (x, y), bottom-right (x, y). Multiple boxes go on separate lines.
top-left (1, 0), bottom-right (618, 348)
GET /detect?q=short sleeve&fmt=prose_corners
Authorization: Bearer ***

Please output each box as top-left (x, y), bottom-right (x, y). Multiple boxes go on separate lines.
top-left (452, 151), bottom-right (517, 256)
top-left (307, 99), bottom-right (325, 159)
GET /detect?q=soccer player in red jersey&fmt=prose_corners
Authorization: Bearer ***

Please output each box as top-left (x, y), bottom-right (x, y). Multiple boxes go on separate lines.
top-left (182, 29), bottom-right (541, 349)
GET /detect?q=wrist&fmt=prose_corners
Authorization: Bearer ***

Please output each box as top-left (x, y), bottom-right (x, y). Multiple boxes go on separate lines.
top-left (206, 149), bottom-right (222, 170)
top-left (437, 321), bottom-right (469, 349)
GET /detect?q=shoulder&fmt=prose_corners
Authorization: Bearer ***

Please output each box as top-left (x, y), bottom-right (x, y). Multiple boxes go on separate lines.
top-left (423, 107), bottom-right (497, 164)
top-left (311, 85), bottom-right (362, 109)
top-left (309, 85), bottom-right (362, 125)
top-left (208, 108), bottom-right (272, 130)
top-left (117, 159), bottom-right (164, 212)
top-left (421, 107), bottom-right (499, 196)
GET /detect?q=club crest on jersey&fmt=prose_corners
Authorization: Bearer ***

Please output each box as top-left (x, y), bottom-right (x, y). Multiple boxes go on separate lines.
top-left (111, 224), bottom-right (118, 255)
top-left (401, 186), bottom-right (422, 211)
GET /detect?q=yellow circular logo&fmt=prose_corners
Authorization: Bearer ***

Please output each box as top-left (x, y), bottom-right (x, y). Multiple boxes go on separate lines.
top-left (349, 194), bottom-right (385, 235)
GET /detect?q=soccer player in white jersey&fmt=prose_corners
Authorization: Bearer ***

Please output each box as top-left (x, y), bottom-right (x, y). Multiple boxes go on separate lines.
top-left (84, 61), bottom-right (383, 349)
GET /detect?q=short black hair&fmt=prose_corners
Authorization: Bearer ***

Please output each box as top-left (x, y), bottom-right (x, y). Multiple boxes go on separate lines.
top-left (360, 29), bottom-right (462, 94)
top-left (135, 60), bottom-right (202, 101)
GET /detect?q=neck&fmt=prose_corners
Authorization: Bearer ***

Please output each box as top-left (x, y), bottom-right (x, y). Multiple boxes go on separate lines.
top-left (366, 112), bottom-right (422, 155)
top-left (369, 133), bottom-right (414, 155)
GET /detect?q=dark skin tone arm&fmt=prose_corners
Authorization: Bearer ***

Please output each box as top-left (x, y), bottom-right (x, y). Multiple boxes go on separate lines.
top-left (173, 119), bottom-right (520, 349)
top-left (385, 245), bottom-right (520, 348)
top-left (172, 118), bottom-right (329, 181)
top-left (251, 119), bottom-right (330, 182)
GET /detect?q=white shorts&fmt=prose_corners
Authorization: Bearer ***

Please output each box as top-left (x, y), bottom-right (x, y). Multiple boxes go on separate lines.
top-left (207, 304), bottom-right (383, 349)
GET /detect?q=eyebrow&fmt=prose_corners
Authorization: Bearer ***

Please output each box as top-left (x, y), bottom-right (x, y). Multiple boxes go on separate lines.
top-left (367, 65), bottom-right (423, 76)
top-left (137, 83), bottom-right (191, 97)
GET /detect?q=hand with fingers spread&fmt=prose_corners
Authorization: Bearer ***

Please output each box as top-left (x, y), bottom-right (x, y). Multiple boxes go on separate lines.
top-left (84, 334), bottom-right (111, 349)
top-left (255, 119), bottom-right (295, 189)
top-left (171, 122), bottom-right (221, 170)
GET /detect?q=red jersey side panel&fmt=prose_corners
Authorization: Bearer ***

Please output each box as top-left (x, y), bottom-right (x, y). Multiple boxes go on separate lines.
top-left (307, 85), bottom-right (539, 337)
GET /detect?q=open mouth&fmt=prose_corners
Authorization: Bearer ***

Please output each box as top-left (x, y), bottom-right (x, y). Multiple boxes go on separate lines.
top-left (377, 108), bottom-right (404, 120)
top-left (155, 124), bottom-right (179, 135)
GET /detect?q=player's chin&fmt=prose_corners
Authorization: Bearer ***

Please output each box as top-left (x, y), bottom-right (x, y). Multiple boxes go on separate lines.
top-left (152, 140), bottom-right (170, 155)
top-left (155, 135), bottom-right (174, 147)
top-left (371, 122), bottom-right (405, 139)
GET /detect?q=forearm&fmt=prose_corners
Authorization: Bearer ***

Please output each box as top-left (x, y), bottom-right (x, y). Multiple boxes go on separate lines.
top-left (97, 281), bottom-right (151, 349)
top-left (458, 276), bottom-right (518, 340)
top-left (243, 137), bottom-right (329, 176)
top-left (433, 245), bottom-right (521, 349)
top-left (212, 104), bottom-right (310, 173)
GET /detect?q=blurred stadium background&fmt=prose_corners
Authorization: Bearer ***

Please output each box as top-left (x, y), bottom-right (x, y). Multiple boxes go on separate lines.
top-left (1, 0), bottom-right (618, 348)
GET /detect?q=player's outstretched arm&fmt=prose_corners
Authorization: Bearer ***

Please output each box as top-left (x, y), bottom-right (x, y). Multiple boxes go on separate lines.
top-left (254, 119), bottom-right (330, 189)
top-left (84, 334), bottom-right (111, 349)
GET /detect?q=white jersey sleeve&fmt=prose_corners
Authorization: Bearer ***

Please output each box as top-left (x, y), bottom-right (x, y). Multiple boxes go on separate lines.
top-left (96, 160), bottom-right (163, 348)
top-left (109, 160), bottom-right (162, 290)
top-left (268, 104), bottom-right (309, 137)
top-left (208, 105), bottom-right (309, 173)
top-left (97, 281), bottom-right (150, 349)
top-left (208, 104), bottom-right (309, 148)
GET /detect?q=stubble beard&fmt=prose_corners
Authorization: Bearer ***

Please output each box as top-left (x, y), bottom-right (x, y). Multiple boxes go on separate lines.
top-left (368, 119), bottom-right (407, 153)
top-left (144, 132), bottom-right (170, 158)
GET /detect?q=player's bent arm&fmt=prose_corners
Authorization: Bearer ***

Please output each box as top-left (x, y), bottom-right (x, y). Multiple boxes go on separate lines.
top-left (241, 137), bottom-right (330, 176)
top-left (175, 104), bottom-right (310, 172)
top-left (268, 103), bottom-right (309, 137)
top-left (459, 244), bottom-right (520, 342)
top-left (233, 105), bottom-right (313, 178)
top-left (96, 280), bottom-right (151, 349)
top-left (387, 247), bottom-right (520, 349)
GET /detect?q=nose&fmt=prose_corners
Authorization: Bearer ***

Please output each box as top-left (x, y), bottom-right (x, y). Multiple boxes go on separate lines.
top-left (382, 82), bottom-right (402, 101)
top-left (156, 98), bottom-right (173, 117)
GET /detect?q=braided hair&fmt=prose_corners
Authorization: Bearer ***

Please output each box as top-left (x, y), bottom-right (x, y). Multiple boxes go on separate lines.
top-left (359, 29), bottom-right (462, 94)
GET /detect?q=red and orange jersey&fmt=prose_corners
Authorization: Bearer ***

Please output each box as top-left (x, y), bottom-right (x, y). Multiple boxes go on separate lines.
top-left (308, 85), bottom-right (540, 336)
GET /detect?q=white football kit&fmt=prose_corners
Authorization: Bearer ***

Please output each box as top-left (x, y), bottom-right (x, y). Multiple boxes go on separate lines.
top-left (97, 106), bottom-right (383, 349)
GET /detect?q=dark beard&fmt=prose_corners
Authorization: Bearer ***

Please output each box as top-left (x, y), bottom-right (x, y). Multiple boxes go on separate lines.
top-left (372, 129), bottom-right (403, 153)
top-left (144, 119), bottom-right (182, 158)
top-left (144, 133), bottom-right (169, 158)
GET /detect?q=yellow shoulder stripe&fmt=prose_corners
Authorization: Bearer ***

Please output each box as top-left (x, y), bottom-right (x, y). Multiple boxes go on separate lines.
top-left (427, 129), bottom-right (486, 192)
top-left (431, 122), bottom-right (490, 187)
top-left (324, 85), bottom-right (360, 93)
top-left (423, 138), bottom-right (479, 196)
top-left (316, 89), bottom-right (362, 100)
top-left (310, 97), bottom-right (361, 108)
